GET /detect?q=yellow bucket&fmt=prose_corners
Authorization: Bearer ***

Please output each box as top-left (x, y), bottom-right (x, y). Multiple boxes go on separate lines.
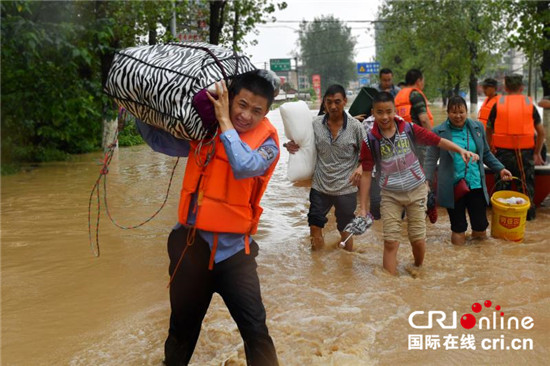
top-left (490, 190), bottom-right (530, 242)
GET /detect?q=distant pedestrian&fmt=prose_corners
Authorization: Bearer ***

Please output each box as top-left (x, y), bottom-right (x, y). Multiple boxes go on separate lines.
top-left (375, 68), bottom-right (400, 97)
top-left (394, 69), bottom-right (434, 166)
top-left (478, 78), bottom-right (499, 129)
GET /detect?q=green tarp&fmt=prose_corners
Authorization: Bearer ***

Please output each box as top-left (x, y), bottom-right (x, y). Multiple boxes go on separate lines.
top-left (348, 87), bottom-right (379, 118)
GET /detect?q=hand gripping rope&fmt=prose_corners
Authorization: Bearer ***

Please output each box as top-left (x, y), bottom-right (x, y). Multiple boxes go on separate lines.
top-left (87, 108), bottom-right (179, 257)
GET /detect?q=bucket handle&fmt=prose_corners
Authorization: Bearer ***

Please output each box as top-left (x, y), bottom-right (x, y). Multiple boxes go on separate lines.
top-left (489, 176), bottom-right (522, 197)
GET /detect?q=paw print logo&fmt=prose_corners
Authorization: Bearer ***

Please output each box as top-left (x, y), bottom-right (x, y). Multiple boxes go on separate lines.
top-left (460, 300), bottom-right (504, 329)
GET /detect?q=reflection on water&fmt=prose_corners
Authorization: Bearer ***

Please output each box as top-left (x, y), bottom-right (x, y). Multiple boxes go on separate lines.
top-left (2, 106), bottom-right (549, 365)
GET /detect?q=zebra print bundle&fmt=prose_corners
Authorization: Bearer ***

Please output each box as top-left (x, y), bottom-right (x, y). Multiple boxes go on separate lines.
top-left (104, 42), bottom-right (256, 140)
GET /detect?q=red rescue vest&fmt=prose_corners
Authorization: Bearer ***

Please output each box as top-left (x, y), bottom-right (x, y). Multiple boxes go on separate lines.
top-left (478, 95), bottom-right (498, 128)
top-left (492, 95), bottom-right (535, 149)
top-left (178, 117), bottom-right (279, 237)
top-left (394, 87), bottom-right (434, 127)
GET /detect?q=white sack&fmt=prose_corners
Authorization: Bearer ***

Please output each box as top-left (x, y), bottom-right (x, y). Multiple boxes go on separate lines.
top-left (279, 101), bottom-right (317, 181)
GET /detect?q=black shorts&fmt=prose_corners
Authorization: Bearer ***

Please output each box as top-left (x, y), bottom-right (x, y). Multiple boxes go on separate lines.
top-left (307, 188), bottom-right (357, 232)
top-left (446, 188), bottom-right (489, 233)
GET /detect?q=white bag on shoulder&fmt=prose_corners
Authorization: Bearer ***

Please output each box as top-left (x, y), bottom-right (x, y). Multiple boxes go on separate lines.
top-left (279, 101), bottom-right (317, 181)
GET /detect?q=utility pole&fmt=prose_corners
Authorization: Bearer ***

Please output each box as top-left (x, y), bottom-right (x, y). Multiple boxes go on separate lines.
top-left (295, 57), bottom-right (299, 90)
top-left (171, 0), bottom-right (177, 38)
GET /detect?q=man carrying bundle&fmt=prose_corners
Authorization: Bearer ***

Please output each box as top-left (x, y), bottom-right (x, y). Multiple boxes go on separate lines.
top-left (137, 70), bottom-right (280, 365)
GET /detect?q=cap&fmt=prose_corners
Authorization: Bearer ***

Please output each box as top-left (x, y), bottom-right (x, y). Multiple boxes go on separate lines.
top-left (481, 78), bottom-right (497, 87)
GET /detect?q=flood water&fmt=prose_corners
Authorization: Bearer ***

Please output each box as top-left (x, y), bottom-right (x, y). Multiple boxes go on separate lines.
top-left (2, 106), bottom-right (549, 365)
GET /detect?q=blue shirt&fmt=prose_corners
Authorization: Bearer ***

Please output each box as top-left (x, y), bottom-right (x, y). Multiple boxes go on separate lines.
top-left (448, 120), bottom-right (482, 189)
top-left (136, 119), bottom-right (279, 262)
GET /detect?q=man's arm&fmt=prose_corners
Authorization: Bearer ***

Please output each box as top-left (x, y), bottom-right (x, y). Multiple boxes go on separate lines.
top-left (538, 97), bottom-right (550, 109)
top-left (349, 122), bottom-right (367, 186)
top-left (359, 141), bottom-right (375, 216)
top-left (410, 91), bottom-right (431, 130)
top-left (418, 112), bottom-right (432, 131)
top-left (221, 134), bottom-right (279, 179)
top-left (534, 122), bottom-right (546, 166)
top-left (135, 119), bottom-right (190, 157)
top-left (206, 80), bottom-right (235, 132)
top-left (486, 104), bottom-right (497, 150)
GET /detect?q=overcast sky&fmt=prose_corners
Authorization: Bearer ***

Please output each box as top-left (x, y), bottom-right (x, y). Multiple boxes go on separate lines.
top-left (243, 0), bottom-right (382, 69)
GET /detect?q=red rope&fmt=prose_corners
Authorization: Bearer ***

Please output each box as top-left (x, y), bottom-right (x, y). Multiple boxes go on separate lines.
top-left (514, 148), bottom-right (528, 195)
top-left (87, 109), bottom-right (179, 257)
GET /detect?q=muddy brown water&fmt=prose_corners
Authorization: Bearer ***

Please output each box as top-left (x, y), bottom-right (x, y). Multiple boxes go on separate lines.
top-left (2, 106), bottom-right (549, 365)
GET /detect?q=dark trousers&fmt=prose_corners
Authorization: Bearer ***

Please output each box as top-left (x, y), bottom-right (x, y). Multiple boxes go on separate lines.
top-left (164, 226), bottom-right (278, 366)
top-left (307, 188), bottom-right (357, 232)
top-left (446, 188), bottom-right (489, 233)
top-left (494, 148), bottom-right (536, 219)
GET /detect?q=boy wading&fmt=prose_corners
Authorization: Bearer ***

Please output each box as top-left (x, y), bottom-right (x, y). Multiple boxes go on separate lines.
top-left (360, 92), bottom-right (478, 275)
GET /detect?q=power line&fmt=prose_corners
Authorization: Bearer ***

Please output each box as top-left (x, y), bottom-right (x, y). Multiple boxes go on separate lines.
top-left (271, 20), bottom-right (384, 23)
top-left (257, 24), bottom-right (372, 31)
top-left (250, 44), bottom-right (376, 66)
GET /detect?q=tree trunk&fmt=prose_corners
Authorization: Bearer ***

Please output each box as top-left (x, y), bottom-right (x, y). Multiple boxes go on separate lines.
top-left (454, 83), bottom-right (460, 95)
top-left (232, 6), bottom-right (239, 51)
top-left (96, 0), bottom-right (118, 150)
top-left (148, 27), bottom-right (157, 45)
top-left (469, 73), bottom-right (478, 116)
top-left (209, 1), bottom-right (227, 45)
top-left (467, 3), bottom-right (480, 111)
top-left (102, 117), bottom-right (118, 150)
top-left (539, 1), bottom-right (550, 97)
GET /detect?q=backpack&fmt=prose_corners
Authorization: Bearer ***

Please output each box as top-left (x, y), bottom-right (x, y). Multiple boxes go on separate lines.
top-left (104, 42), bottom-right (256, 141)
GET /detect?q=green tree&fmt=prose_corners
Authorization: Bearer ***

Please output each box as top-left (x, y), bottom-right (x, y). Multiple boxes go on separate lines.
top-left (222, 0), bottom-right (287, 52)
top-left (497, 0), bottom-right (550, 96)
top-left (1, 0), bottom-right (287, 172)
top-left (298, 15), bottom-right (357, 91)
top-left (205, 0), bottom-right (286, 50)
top-left (1, 1), bottom-right (103, 164)
top-left (377, 0), bottom-right (503, 105)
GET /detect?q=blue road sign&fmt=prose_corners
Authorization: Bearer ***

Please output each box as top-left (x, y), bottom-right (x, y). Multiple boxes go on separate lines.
top-left (357, 62), bottom-right (380, 75)
top-left (359, 78), bottom-right (369, 86)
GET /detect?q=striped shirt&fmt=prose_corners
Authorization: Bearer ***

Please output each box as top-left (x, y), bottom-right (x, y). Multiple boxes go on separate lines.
top-left (361, 118), bottom-right (441, 192)
top-left (312, 113), bottom-right (365, 195)
top-left (376, 129), bottom-right (425, 191)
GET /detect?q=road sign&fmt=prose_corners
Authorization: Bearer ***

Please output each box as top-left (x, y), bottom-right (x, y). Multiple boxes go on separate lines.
top-left (359, 78), bottom-right (369, 86)
top-left (270, 58), bottom-right (292, 72)
top-left (357, 62), bottom-right (380, 75)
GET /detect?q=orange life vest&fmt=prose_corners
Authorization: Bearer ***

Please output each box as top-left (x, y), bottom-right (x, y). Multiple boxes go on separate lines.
top-left (178, 117), bottom-right (279, 238)
top-left (492, 95), bottom-right (535, 149)
top-left (394, 87), bottom-right (434, 127)
top-left (477, 95), bottom-right (498, 128)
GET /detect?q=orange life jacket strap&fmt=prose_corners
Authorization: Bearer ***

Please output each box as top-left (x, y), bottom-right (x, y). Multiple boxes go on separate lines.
top-left (208, 233), bottom-right (218, 270)
top-left (245, 234), bottom-right (250, 255)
